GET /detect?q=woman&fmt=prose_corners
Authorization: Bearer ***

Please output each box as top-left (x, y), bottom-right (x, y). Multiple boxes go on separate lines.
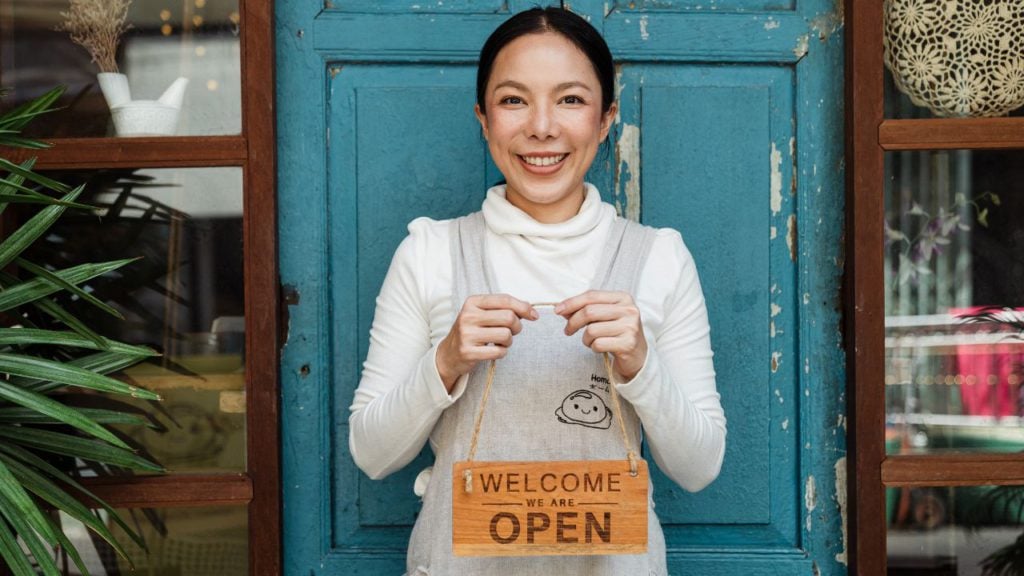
top-left (349, 7), bottom-right (726, 575)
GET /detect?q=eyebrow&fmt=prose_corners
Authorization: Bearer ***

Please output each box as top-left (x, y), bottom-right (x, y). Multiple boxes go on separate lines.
top-left (491, 80), bottom-right (595, 94)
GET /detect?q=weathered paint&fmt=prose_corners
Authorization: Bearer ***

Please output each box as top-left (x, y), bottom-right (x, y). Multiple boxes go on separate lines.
top-left (770, 142), bottom-right (783, 215)
top-left (834, 457), bottom-right (848, 565)
top-left (615, 123), bottom-right (642, 222)
top-left (805, 475), bottom-right (817, 532)
top-left (787, 214), bottom-right (798, 261)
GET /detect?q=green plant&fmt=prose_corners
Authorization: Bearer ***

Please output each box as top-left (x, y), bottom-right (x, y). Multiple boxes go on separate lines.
top-left (0, 87), bottom-right (163, 574)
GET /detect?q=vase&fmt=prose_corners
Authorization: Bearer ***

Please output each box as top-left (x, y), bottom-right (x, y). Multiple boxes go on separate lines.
top-left (883, 0), bottom-right (1024, 117)
top-left (96, 72), bottom-right (189, 136)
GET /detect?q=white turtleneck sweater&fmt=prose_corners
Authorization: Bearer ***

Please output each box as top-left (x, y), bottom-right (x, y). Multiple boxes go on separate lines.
top-left (349, 184), bottom-right (727, 493)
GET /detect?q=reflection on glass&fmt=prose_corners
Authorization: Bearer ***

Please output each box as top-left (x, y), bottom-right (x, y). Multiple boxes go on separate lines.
top-left (27, 167), bottom-right (245, 473)
top-left (885, 151), bottom-right (1024, 455)
top-left (59, 505), bottom-right (247, 576)
top-left (0, 0), bottom-right (241, 137)
top-left (888, 485), bottom-right (1024, 576)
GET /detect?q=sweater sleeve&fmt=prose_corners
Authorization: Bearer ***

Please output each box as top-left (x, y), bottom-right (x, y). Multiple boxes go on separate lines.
top-left (348, 219), bottom-right (467, 480)
top-left (614, 230), bottom-right (727, 492)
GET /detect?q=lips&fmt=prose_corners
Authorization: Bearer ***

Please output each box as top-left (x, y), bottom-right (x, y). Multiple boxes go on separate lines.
top-left (517, 153), bottom-right (568, 173)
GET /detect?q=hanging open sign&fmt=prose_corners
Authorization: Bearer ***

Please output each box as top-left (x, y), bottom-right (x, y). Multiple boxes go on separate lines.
top-left (452, 459), bottom-right (648, 556)
top-left (452, 351), bottom-right (648, 557)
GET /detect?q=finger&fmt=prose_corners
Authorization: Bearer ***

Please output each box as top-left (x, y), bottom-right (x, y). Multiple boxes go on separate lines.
top-left (582, 322), bottom-right (636, 349)
top-left (563, 303), bottom-right (623, 336)
top-left (555, 290), bottom-right (630, 317)
top-left (462, 344), bottom-right (509, 362)
top-left (473, 294), bottom-right (538, 320)
top-left (474, 309), bottom-right (524, 334)
top-left (469, 327), bottom-right (514, 347)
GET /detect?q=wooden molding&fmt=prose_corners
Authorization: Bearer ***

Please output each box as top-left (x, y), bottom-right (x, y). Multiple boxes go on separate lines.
top-left (882, 454), bottom-right (1024, 487)
top-left (78, 474), bottom-right (252, 508)
top-left (880, 118), bottom-right (1024, 150)
top-left (0, 136), bottom-right (247, 169)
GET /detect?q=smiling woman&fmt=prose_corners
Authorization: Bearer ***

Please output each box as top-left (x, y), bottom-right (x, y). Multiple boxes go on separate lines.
top-left (346, 7), bottom-right (727, 576)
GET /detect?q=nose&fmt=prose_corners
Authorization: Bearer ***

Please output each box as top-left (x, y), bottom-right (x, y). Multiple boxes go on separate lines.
top-left (526, 103), bottom-right (558, 140)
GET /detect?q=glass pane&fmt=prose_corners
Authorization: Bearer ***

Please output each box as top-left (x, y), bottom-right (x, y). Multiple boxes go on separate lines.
top-left (881, 2), bottom-right (1024, 119)
top-left (26, 167), bottom-right (245, 473)
top-left (888, 485), bottom-right (1024, 576)
top-left (885, 151), bottom-right (1024, 455)
top-left (59, 505), bottom-right (248, 575)
top-left (0, 0), bottom-right (242, 137)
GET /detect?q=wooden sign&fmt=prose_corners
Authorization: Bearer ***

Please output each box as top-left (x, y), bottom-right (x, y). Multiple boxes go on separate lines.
top-left (452, 460), bottom-right (648, 557)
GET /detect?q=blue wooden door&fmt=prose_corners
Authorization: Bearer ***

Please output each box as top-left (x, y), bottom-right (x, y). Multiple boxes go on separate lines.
top-left (277, 1), bottom-right (846, 574)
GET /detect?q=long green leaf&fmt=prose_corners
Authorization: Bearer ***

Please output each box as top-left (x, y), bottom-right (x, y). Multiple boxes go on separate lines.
top-left (0, 328), bottom-right (157, 356)
top-left (0, 157), bottom-right (69, 192)
top-left (49, 517), bottom-right (92, 576)
top-left (0, 185), bottom-right (84, 269)
top-left (0, 158), bottom-right (35, 218)
top-left (0, 491), bottom-right (62, 576)
top-left (25, 351), bottom-right (149, 394)
top-left (0, 406), bottom-right (151, 427)
top-left (0, 193), bottom-right (93, 209)
top-left (1, 452), bottom-right (131, 566)
top-left (0, 426), bottom-right (162, 472)
top-left (15, 257), bottom-right (123, 319)
top-left (0, 86), bottom-right (64, 132)
top-left (0, 258), bottom-right (136, 313)
top-left (29, 294), bottom-right (108, 348)
top-left (0, 379), bottom-right (130, 448)
top-left (0, 508), bottom-right (37, 576)
top-left (0, 443), bottom-right (147, 550)
top-left (0, 353), bottom-right (160, 400)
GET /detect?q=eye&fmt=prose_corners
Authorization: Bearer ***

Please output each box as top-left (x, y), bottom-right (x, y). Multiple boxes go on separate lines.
top-left (561, 95), bottom-right (586, 105)
top-left (574, 404), bottom-right (579, 410)
top-left (593, 405), bottom-right (598, 411)
top-left (500, 95), bottom-right (524, 105)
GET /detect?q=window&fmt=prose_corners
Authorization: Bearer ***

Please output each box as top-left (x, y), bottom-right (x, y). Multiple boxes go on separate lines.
top-left (0, 0), bottom-right (278, 573)
top-left (847, 1), bottom-right (1024, 574)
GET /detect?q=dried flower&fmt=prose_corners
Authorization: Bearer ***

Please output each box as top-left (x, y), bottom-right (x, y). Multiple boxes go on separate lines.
top-left (56, 0), bottom-right (133, 74)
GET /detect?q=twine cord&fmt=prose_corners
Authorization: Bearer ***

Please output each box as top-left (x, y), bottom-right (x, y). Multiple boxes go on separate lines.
top-left (462, 309), bottom-right (640, 492)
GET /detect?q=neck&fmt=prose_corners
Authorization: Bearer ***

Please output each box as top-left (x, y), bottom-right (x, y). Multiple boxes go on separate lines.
top-left (504, 185), bottom-right (586, 224)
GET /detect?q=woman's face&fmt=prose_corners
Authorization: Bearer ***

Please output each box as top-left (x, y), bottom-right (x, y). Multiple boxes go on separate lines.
top-left (475, 32), bottom-right (616, 223)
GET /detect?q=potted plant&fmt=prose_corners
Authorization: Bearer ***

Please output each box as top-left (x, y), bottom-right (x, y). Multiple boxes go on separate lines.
top-left (0, 86), bottom-right (163, 574)
top-left (57, 0), bottom-right (188, 137)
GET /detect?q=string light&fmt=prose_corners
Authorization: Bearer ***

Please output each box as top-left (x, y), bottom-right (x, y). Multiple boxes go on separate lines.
top-left (160, 9), bottom-right (172, 21)
top-left (195, 46), bottom-right (206, 56)
top-left (207, 79), bottom-right (219, 91)
top-left (192, 15), bottom-right (204, 27)
top-left (161, 23), bottom-right (173, 36)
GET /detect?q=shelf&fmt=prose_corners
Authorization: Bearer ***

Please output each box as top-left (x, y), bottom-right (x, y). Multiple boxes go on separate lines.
top-left (0, 135), bottom-right (247, 169)
top-left (879, 118), bottom-right (1024, 151)
top-left (78, 474), bottom-right (252, 508)
top-left (882, 453), bottom-right (1024, 487)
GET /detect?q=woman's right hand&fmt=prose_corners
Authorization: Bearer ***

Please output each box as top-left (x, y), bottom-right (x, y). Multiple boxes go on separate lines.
top-left (436, 294), bottom-right (538, 392)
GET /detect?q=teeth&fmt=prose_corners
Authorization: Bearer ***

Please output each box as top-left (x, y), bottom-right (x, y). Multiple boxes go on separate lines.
top-left (522, 154), bottom-right (566, 167)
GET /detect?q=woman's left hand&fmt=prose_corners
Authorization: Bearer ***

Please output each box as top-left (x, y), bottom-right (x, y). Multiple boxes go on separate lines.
top-left (555, 290), bottom-right (647, 381)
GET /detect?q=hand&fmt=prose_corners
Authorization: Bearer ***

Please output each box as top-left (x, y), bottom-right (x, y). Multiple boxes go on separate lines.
top-left (555, 290), bottom-right (647, 381)
top-left (436, 294), bottom-right (538, 392)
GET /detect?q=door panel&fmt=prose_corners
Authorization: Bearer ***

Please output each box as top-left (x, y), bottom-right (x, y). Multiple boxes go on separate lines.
top-left (278, 0), bottom-right (846, 573)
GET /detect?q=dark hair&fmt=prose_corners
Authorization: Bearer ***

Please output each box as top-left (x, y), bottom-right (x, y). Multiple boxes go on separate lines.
top-left (476, 7), bottom-right (615, 115)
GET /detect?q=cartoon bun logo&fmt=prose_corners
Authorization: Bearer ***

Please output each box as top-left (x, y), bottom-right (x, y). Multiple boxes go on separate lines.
top-left (556, 390), bottom-right (612, 429)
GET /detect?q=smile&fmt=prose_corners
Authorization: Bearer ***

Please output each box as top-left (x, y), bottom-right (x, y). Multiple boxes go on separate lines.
top-left (519, 154), bottom-right (567, 167)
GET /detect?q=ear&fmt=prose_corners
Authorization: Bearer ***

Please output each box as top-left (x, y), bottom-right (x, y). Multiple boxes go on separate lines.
top-left (599, 102), bottom-right (618, 142)
top-left (474, 103), bottom-right (489, 141)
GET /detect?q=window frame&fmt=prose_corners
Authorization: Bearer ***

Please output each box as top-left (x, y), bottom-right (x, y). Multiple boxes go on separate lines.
top-left (845, 0), bottom-right (1024, 574)
top-left (0, 0), bottom-right (280, 573)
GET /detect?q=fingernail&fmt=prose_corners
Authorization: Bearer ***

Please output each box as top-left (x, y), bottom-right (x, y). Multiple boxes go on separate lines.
top-left (531, 308), bottom-right (539, 320)
top-left (553, 304), bottom-right (564, 314)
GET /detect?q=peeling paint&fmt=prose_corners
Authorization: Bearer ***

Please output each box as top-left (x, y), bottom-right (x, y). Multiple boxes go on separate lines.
top-left (613, 66), bottom-right (625, 124)
top-left (835, 457), bottom-right (848, 565)
top-left (616, 123), bottom-right (642, 222)
top-left (770, 225), bottom-right (777, 239)
top-left (771, 353), bottom-right (781, 374)
top-left (639, 15), bottom-right (650, 41)
top-left (781, 418), bottom-right (789, 430)
top-left (771, 303), bottom-right (782, 317)
top-left (803, 292), bottom-right (811, 305)
top-left (770, 320), bottom-right (776, 338)
top-left (774, 388), bottom-right (783, 403)
top-left (786, 214), bottom-right (798, 261)
top-left (763, 18), bottom-right (780, 30)
top-left (810, 3), bottom-right (845, 43)
top-left (793, 34), bottom-right (809, 59)
top-left (805, 475), bottom-right (817, 531)
top-left (770, 142), bottom-right (783, 215)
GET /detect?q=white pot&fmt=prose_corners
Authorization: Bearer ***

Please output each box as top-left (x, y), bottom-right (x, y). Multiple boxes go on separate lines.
top-left (96, 73), bottom-right (189, 136)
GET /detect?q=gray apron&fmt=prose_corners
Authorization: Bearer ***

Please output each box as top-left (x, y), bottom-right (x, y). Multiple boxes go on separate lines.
top-left (406, 212), bottom-right (667, 576)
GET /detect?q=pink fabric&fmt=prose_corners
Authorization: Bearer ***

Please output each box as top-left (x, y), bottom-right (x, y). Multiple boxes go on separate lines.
top-left (951, 307), bottom-right (1024, 417)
